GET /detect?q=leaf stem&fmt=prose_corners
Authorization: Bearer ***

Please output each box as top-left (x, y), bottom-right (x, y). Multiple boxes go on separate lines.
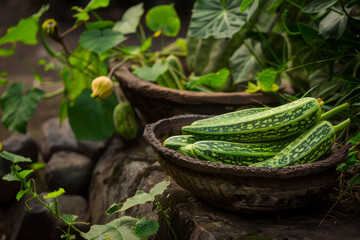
top-left (333, 118), bottom-right (351, 133)
top-left (320, 103), bottom-right (350, 121)
top-left (43, 87), bottom-right (64, 99)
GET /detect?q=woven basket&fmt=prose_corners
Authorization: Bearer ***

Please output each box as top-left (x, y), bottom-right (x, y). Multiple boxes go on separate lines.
top-left (113, 63), bottom-right (279, 123)
top-left (143, 114), bottom-right (348, 213)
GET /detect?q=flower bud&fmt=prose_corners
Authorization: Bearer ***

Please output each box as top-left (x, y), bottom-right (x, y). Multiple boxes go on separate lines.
top-left (91, 76), bottom-right (113, 100)
top-left (42, 19), bottom-right (61, 43)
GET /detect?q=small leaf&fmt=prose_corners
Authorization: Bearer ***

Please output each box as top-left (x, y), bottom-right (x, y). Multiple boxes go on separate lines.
top-left (240, 0), bottom-right (255, 12)
top-left (146, 5), bottom-right (180, 37)
top-left (132, 60), bottom-right (168, 82)
top-left (2, 172), bottom-right (19, 182)
top-left (245, 81), bottom-right (260, 93)
top-left (257, 69), bottom-right (278, 91)
top-left (0, 151), bottom-right (32, 163)
top-left (319, 8), bottom-right (348, 39)
top-left (30, 162), bottom-right (46, 170)
top-left (16, 189), bottom-right (29, 201)
top-left (80, 29), bottom-right (125, 54)
top-left (106, 203), bottom-right (123, 215)
top-left (0, 82), bottom-right (44, 133)
top-left (350, 132), bottom-right (360, 145)
top-left (84, 0), bottom-right (110, 11)
top-left (0, 46), bottom-right (15, 57)
top-left (18, 169), bottom-right (34, 179)
top-left (303, 0), bottom-right (337, 13)
top-left (113, 3), bottom-right (144, 34)
top-left (81, 216), bottom-right (143, 240)
top-left (186, 68), bottom-right (229, 89)
top-left (63, 214), bottom-right (78, 224)
top-left (134, 219), bottom-right (159, 237)
top-left (87, 21), bottom-right (115, 30)
top-left (43, 188), bottom-right (65, 199)
top-left (119, 180), bottom-right (170, 212)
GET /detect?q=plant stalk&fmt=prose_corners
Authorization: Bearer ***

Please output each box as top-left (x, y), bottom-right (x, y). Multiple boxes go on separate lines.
top-left (320, 103), bottom-right (350, 121)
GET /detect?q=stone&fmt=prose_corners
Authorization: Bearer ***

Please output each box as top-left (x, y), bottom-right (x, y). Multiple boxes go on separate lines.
top-left (0, 133), bottom-right (38, 204)
top-left (16, 193), bottom-right (90, 240)
top-left (39, 118), bottom-right (77, 161)
top-left (45, 151), bottom-right (92, 195)
top-left (88, 137), bottom-right (157, 224)
top-left (39, 117), bottom-right (107, 162)
top-left (0, 200), bottom-right (25, 240)
top-left (155, 183), bottom-right (360, 240)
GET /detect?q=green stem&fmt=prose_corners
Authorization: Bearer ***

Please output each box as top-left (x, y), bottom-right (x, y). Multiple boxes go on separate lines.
top-left (39, 28), bottom-right (66, 63)
top-left (353, 60), bottom-right (360, 77)
top-left (333, 118), bottom-right (351, 133)
top-left (282, 54), bottom-right (358, 73)
top-left (243, 40), bottom-right (266, 68)
top-left (254, 24), bottom-right (282, 64)
top-left (156, 201), bottom-right (177, 240)
top-left (320, 103), bottom-right (350, 121)
top-left (285, 0), bottom-right (303, 10)
top-left (43, 88), bottom-right (64, 99)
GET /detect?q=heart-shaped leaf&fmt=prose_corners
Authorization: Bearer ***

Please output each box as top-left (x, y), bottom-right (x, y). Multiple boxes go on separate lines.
top-left (189, 0), bottom-right (247, 39)
top-left (0, 82), bottom-right (44, 133)
top-left (80, 28), bottom-right (125, 54)
top-left (68, 89), bottom-right (117, 141)
top-left (132, 60), bottom-right (168, 82)
top-left (257, 68), bottom-right (278, 91)
top-left (82, 216), bottom-right (143, 240)
top-left (229, 39), bottom-right (263, 84)
top-left (319, 7), bottom-right (348, 39)
top-left (186, 68), bottom-right (229, 89)
top-left (114, 3), bottom-right (144, 34)
top-left (146, 5), bottom-right (180, 37)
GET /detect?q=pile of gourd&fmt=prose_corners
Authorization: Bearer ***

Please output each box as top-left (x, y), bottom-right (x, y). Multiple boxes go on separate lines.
top-left (163, 97), bottom-right (350, 168)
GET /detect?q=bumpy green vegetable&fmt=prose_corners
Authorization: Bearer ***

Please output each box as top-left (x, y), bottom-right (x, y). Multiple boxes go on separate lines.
top-left (251, 119), bottom-right (350, 168)
top-left (191, 140), bottom-right (292, 166)
top-left (191, 107), bottom-right (269, 126)
top-left (113, 102), bottom-right (140, 140)
top-left (163, 135), bottom-right (197, 151)
top-left (182, 98), bottom-right (347, 142)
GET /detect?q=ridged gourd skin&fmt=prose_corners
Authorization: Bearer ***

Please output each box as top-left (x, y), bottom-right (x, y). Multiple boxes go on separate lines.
top-left (182, 97), bottom-right (323, 142)
top-left (251, 121), bottom-right (336, 168)
top-left (191, 108), bottom-right (269, 126)
top-left (191, 140), bottom-right (292, 166)
top-left (163, 135), bottom-right (197, 151)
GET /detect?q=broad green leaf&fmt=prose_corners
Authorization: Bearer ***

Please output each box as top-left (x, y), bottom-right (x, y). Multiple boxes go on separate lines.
top-left (189, 0), bottom-right (247, 39)
top-left (229, 39), bottom-right (263, 84)
top-left (186, 68), bottom-right (229, 89)
top-left (106, 203), bottom-right (123, 215)
top-left (350, 132), bottom-right (360, 145)
top-left (146, 5), bottom-right (180, 37)
top-left (43, 188), bottom-right (65, 199)
top-left (0, 18), bottom-right (38, 45)
top-left (0, 151), bottom-right (32, 163)
top-left (240, 0), bottom-right (255, 12)
top-left (113, 3), bottom-right (144, 34)
top-left (81, 216), bottom-right (144, 240)
top-left (246, 0), bottom-right (259, 21)
top-left (18, 169), bottom-right (34, 179)
top-left (68, 89), bottom-right (117, 141)
top-left (87, 21), bottom-right (115, 30)
top-left (257, 69), bottom-right (277, 91)
top-left (303, 0), bottom-right (337, 13)
top-left (319, 8), bottom-right (348, 39)
top-left (80, 29), bottom-right (125, 54)
top-left (120, 180), bottom-right (170, 212)
top-left (139, 38), bottom-right (152, 53)
top-left (132, 60), bottom-right (168, 82)
top-left (134, 219), bottom-right (159, 237)
top-left (0, 82), bottom-right (44, 133)
top-left (84, 0), bottom-right (110, 11)
top-left (16, 189), bottom-right (29, 201)
top-left (2, 172), bottom-right (19, 182)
